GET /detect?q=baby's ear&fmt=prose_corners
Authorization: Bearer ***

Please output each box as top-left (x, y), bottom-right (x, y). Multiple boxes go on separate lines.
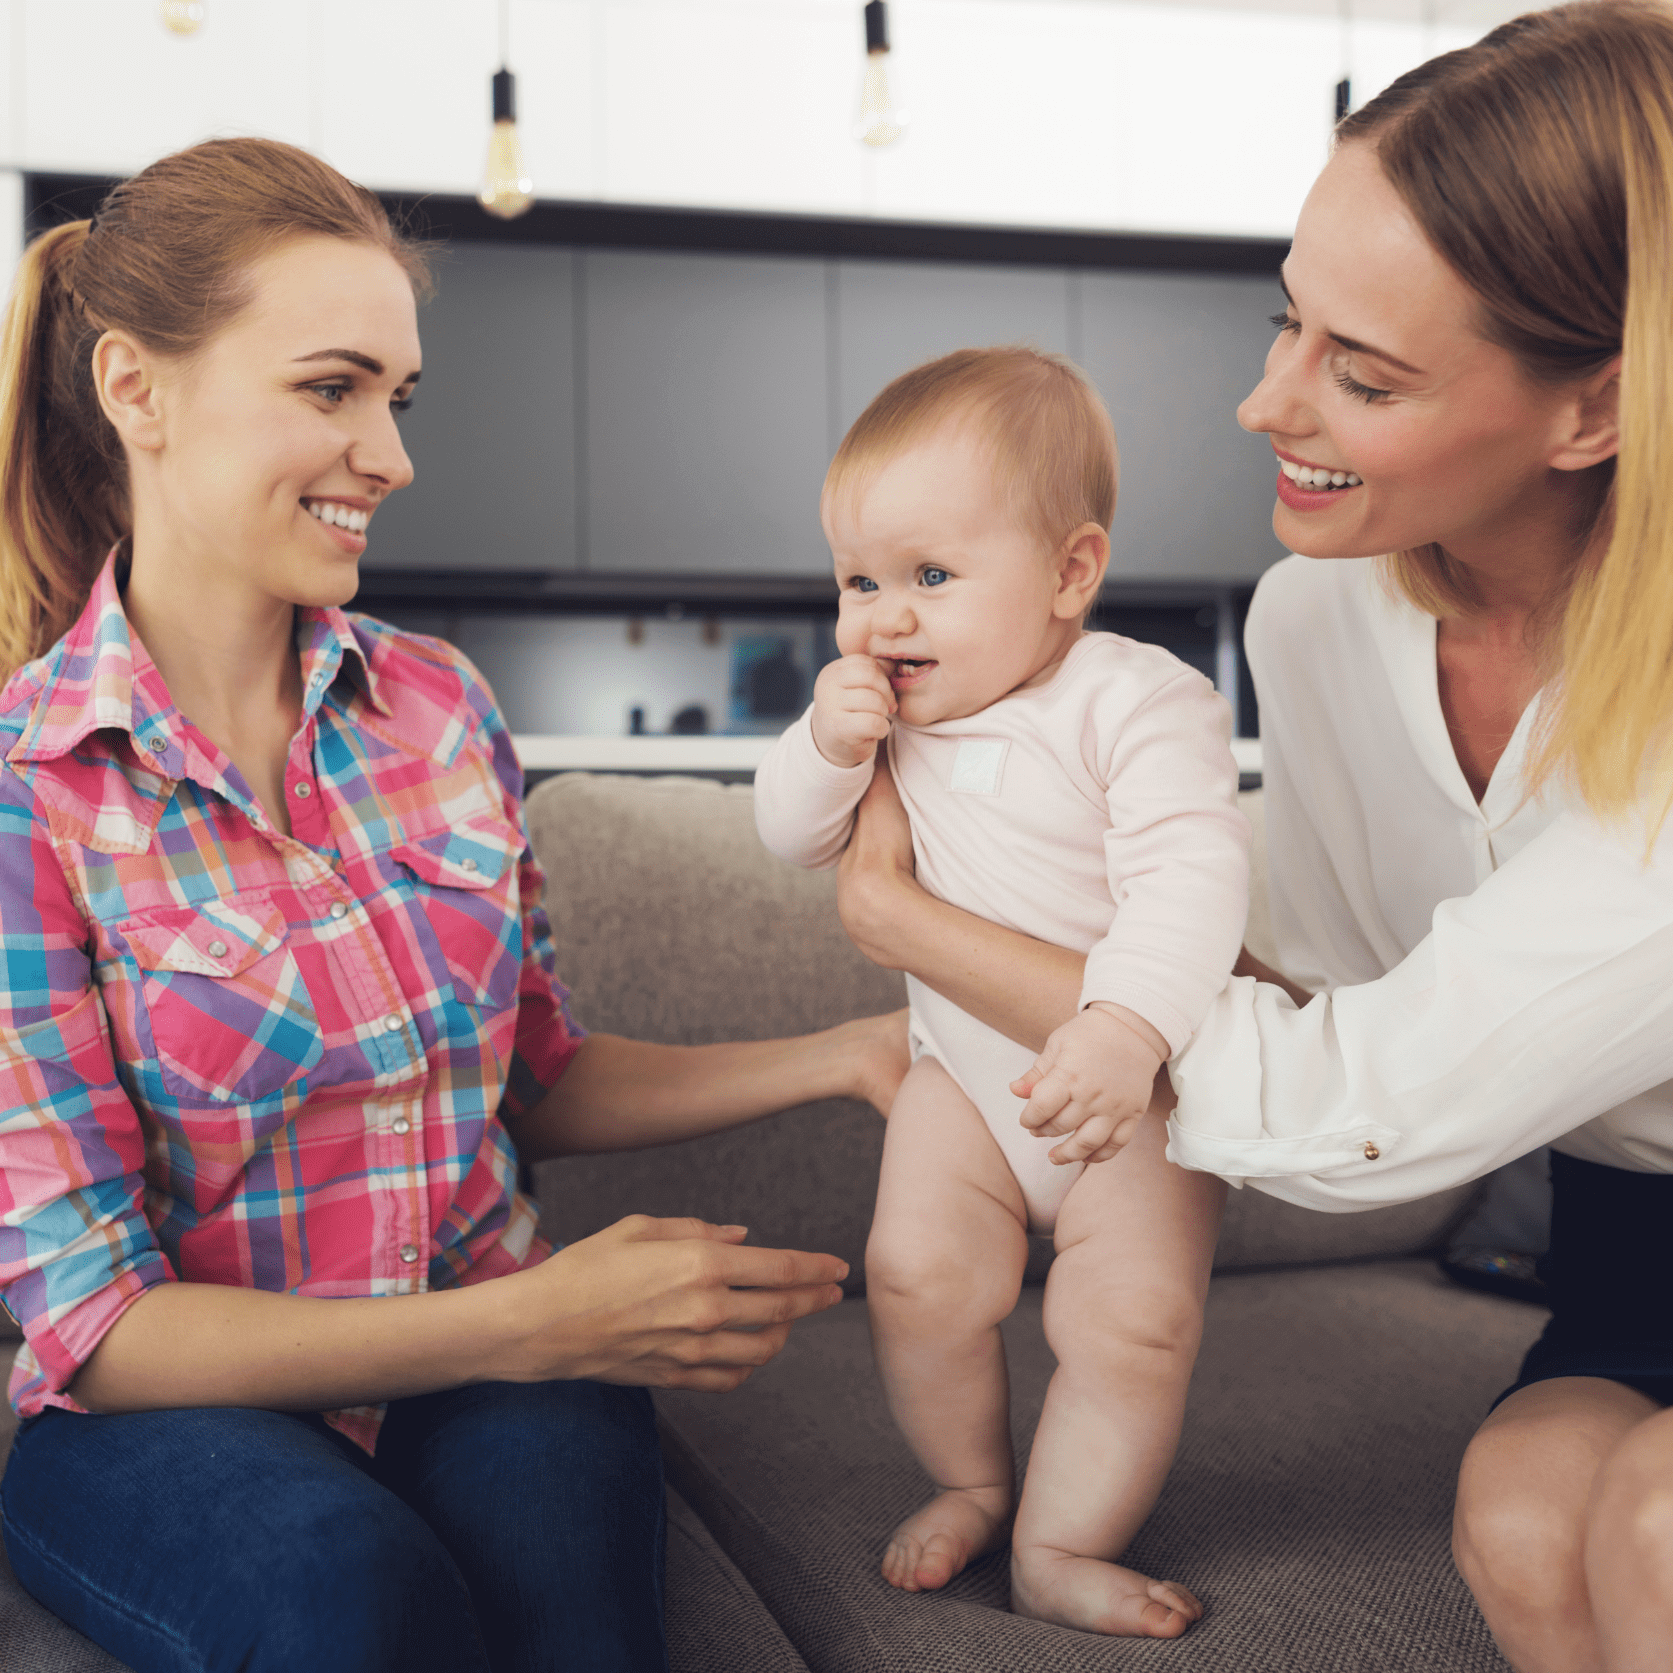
top-left (1053, 523), bottom-right (1111, 618)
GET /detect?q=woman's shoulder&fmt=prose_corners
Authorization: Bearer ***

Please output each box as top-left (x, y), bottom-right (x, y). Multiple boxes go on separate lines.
top-left (341, 613), bottom-right (505, 738)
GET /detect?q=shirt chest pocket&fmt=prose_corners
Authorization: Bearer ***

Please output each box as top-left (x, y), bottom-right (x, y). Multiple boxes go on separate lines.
top-left (118, 896), bottom-right (324, 1108)
top-left (391, 818), bottom-right (524, 1015)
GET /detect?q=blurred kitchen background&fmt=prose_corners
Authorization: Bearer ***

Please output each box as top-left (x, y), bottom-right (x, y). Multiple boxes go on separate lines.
top-left (1, 0), bottom-right (1534, 769)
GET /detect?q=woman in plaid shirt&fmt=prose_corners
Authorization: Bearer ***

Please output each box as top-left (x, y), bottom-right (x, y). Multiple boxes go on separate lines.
top-left (0, 138), bottom-right (906, 1673)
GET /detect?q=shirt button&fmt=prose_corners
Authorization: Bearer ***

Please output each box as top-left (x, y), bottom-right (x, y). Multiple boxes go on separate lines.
top-left (147, 735), bottom-right (166, 752)
top-left (384, 1014), bottom-right (402, 1033)
top-left (207, 939), bottom-right (228, 958)
top-left (329, 902), bottom-right (347, 920)
top-left (392, 1117), bottom-right (411, 1136)
top-left (294, 782), bottom-right (312, 799)
top-left (399, 1244), bottom-right (419, 1264)
top-left (1363, 1142), bottom-right (1381, 1161)
top-left (461, 857), bottom-right (479, 873)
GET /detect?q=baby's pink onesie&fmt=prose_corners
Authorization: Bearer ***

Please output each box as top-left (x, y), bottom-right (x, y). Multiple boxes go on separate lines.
top-left (755, 632), bottom-right (1250, 1233)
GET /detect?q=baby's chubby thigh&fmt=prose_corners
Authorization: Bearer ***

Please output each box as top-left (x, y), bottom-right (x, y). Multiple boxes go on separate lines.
top-left (865, 1054), bottom-right (1032, 1330)
top-left (1042, 1111), bottom-right (1227, 1374)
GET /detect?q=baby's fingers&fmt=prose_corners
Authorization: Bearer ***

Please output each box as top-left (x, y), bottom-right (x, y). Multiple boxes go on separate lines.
top-left (1048, 1115), bottom-right (1117, 1167)
top-left (1018, 1072), bottom-right (1072, 1134)
top-left (1073, 1115), bottom-right (1144, 1166)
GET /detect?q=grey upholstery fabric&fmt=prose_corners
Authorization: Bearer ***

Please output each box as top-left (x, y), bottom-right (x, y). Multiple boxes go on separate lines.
top-left (667, 1487), bottom-right (813, 1672)
top-left (657, 1262), bottom-right (1533, 1673)
top-left (527, 772), bottom-right (1476, 1286)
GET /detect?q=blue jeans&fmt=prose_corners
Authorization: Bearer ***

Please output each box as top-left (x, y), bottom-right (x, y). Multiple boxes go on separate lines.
top-left (1, 1379), bottom-right (668, 1673)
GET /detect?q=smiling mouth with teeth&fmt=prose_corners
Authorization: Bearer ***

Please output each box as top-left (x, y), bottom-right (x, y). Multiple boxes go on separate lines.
top-left (304, 499), bottom-right (370, 534)
top-left (1279, 460), bottom-right (1363, 491)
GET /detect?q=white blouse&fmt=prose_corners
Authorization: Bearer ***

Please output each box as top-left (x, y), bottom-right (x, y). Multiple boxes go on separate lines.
top-left (1167, 554), bottom-right (1673, 1209)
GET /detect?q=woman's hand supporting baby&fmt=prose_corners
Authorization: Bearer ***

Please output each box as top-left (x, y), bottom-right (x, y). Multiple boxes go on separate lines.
top-left (1011, 1003), bottom-right (1171, 1165)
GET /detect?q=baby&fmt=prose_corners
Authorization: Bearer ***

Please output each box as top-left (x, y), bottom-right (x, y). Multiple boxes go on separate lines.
top-left (754, 347), bottom-right (1249, 1638)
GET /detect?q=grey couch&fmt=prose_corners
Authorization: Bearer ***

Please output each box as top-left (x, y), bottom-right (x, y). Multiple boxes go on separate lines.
top-left (0, 773), bottom-right (1542, 1672)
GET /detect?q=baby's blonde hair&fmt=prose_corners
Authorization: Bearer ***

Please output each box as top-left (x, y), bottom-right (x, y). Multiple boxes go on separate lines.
top-left (824, 346), bottom-right (1118, 555)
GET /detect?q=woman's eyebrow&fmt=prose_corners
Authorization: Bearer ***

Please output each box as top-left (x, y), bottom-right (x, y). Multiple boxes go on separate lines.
top-left (1277, 268), bottom-right (1426, 378)
top-left (292, 348), bottom-right (422, 384)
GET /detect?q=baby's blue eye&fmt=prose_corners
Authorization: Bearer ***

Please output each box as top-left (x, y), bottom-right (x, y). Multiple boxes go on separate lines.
top-left (921, 567), bottom-right (949, 587)
top-left (850, 576), bottom-right (879, 594)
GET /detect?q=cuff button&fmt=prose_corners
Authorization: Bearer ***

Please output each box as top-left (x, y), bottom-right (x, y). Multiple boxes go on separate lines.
top-left (1363, 1141), bottom-right (1381, 1161)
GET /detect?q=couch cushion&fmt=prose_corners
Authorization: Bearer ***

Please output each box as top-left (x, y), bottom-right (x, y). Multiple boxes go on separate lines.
top-left (655, 1260), bottom-right (1537, 1673)
top-left (525, 773), bottom-right (1476, 1279)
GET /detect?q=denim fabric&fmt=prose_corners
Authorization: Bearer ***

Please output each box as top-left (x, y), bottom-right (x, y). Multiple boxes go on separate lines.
top-left (0, 1379), bottom-right (668, 1673)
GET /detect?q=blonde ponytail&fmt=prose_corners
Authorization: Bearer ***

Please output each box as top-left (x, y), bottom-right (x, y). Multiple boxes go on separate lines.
top-left (1528, 93), bottom-right (1673, 832)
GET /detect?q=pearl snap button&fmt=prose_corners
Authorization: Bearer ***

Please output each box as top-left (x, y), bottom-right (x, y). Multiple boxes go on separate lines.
top-left (461, 857), bottom-right (479, 872)
top-left (399, 1244), bottom-right (419, 1264)
top-left (330, 902), bottom-right (347, 920)
top-left (294, 782), bottom-right (312, 799)
top-left (207, 939), bottom-right (228, 958)
top-left (147, 735), bottom-right (166, 752)
top-left (384, 1014), bottom-right (402, 1033)
top-left (1363, 1142), bottom-right (1381, 1161)
top-left (392, 1117), bottom-right (411, 1136)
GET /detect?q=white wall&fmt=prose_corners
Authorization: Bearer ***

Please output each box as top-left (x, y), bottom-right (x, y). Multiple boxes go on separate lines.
top-left (0, 0), bottom-right (1497, 241)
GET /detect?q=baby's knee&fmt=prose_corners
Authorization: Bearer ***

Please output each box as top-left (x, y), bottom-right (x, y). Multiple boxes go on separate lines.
top-left (1043, 1271), bottom-right (1203, 1369)
top-left (865, 1222), bottom-right (1017, 1319)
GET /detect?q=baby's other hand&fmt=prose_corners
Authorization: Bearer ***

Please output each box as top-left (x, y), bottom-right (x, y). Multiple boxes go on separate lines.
top-left (1011, 1005), bottom-right (1169, 1166)
top-left (812, 655), bottom-right (896, 768)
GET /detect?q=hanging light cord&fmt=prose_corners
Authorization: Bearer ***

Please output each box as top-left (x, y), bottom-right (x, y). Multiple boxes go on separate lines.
top-left (499, 0), bottom-right (510, 68)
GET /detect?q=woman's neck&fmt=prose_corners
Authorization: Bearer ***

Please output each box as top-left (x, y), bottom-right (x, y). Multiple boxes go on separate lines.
top-left (121, 538), bottom-right (306, 836)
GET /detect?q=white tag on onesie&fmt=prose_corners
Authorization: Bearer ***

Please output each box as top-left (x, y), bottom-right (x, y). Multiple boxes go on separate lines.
top-left (948, 737), bottom-right (1009, 796)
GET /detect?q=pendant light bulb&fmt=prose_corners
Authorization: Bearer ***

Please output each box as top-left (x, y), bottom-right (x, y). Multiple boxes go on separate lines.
top-left (855, 2), bottom-right (907, 148)
top-left (479, 68), bottom-right (535, 220)
top-left (160, 0), bottom-right (205, 34)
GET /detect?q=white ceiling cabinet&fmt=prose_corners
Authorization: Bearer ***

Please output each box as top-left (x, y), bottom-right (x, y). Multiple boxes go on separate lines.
top-left (1, 0), bottom-right (1481, 240)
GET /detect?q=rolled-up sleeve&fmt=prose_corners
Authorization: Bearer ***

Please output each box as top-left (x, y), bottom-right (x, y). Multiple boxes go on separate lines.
top-left (1167, 810), bottom-right (1673, 1208)
top-left (0, 770), bottom-right (174, 1413)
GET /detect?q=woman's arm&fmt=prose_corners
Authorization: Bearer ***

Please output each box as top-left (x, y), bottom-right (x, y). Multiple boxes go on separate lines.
top-left (835, 758), bottom-right (1084, 1053)
top-left (502, 1011), bottom-right (910, 1161)
top-left (1169, 811), bottom-right (1673, 1209)
top-left (70, 1213), bottom-right (849, 1414)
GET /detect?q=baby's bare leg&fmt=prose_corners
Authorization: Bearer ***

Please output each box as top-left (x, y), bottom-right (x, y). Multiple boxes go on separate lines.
top-left (867, 1055), bottom-right (1030, 1593)
top-left (1010, 1111), bottom-right (1225, 1638)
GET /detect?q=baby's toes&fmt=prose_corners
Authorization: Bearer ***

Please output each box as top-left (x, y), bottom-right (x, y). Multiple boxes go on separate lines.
top-left (914, 1533), bottom-right (965, 1591)
top-left (1148, 1580), bottom-right (1204, 1622)
top-left (882, 1536), bottom-right (923, 1591)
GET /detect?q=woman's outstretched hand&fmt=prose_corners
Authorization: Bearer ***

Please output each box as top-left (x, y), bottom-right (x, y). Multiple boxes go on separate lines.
top-left (497, 1216), bottom-right (849, 1392)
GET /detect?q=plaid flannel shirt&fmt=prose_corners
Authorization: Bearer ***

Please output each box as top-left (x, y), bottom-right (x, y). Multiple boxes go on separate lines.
top-left (0, 554), bottom-right (583, 1450)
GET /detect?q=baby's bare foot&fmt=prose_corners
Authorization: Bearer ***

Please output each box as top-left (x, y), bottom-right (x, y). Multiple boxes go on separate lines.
top-left (1011, 1546), bottom-right (1204, 1638)
top-left (881, 1484), bottom-right (1014, 1593)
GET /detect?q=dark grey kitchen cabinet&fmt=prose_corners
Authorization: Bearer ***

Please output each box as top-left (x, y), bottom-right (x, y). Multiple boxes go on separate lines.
top-left (365, 242), bottom-right (581, 573)
top-left (831, 258), bottom-right (1073, 434)
top-left (1079, 270), bottom-right (1287, 583)
top-left (581, 249), bottom-right (833, 576)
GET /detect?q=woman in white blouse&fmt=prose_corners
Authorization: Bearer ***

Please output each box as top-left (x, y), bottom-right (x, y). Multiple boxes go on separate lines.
top-left (833, 4), bottom-right (1673, 1668)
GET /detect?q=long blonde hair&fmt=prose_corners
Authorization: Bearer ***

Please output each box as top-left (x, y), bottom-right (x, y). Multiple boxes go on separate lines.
top-left (1339, 0), bottom-right (1673, 831)
top-left (0, 138), bottom-right (431, 682)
